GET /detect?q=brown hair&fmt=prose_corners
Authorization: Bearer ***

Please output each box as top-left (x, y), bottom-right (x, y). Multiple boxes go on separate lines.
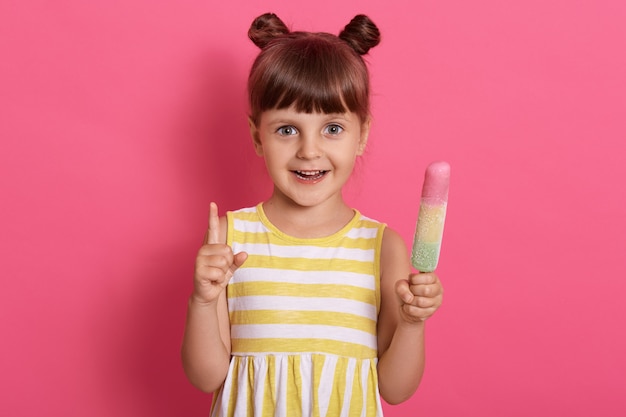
top-left (247, 13), bottom-right (381, 125)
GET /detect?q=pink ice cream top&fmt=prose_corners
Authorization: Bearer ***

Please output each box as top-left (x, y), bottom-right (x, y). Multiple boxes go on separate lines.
top-left (421, 161), bottom-right (450, 203)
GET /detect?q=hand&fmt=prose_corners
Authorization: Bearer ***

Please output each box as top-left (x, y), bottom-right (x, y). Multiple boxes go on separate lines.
top-left (395, 272), bottom-right (443, 323)
top-left (192, 202), bottom-right (247, 305)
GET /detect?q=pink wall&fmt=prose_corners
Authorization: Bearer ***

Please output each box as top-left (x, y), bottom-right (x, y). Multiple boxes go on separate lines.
top-left (2, 1), bottom-right (625, 415)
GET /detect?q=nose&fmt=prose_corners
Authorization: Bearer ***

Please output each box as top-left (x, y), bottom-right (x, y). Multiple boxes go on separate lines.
top-left (296, 135), bottom-right (323, 160)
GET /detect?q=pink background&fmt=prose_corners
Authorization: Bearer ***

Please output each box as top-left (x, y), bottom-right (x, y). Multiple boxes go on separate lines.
top-left (1, 0), bottom-right (625, 416)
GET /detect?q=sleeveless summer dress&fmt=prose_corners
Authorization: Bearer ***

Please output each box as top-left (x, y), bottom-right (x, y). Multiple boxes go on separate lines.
top-left (210, 204), bottom-right (386, 417)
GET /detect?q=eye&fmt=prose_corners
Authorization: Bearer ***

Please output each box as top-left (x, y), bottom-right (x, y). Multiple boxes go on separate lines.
top-left (276, 125), bottom-right (298, 136)
top-left (324, 124), bottom-right (344, 136)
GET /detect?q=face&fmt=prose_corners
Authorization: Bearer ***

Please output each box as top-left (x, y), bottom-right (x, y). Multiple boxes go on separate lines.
top-left (250, 106), bottom-right (370, 209)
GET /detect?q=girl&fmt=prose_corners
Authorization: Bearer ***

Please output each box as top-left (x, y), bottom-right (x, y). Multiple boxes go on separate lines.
top-left (182, 12), bottom-right (444, 417)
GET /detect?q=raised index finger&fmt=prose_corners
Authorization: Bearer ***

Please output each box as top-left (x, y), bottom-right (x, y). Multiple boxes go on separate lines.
top-left (206, 202), bottom-right (220, 244)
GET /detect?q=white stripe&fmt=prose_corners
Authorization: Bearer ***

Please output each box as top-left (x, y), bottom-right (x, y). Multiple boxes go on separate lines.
top-left (360, 361), bottom-right (370, 417)
top-left (376, 383), bottom-right (384, 417)
top-left (318, 355), bottom-right (338, 417)
top-left (233, 218), bottom-right (268, 234)
top-left (228, 296), bottom-right (377, 321)
top-left (233, 268), bottom-right (376, 290)
top-left (275, 355), bottom-right (288, 417)
top-left (237, 207), bottom-right (256, 213)
top-left (210, 380), bottom-right (224, 417)
top-left (236, 242), bottom-right (374, 262)
top-left (233, 219), bottom-right (380, 241)
top-left (214, 359), bottom-right (237, 417)
top-left (301, 355), bottom-right (312, 417)
top-left (345, 226), bottom-right (379, 239)
top-left (340, 358), bottom-right (357, 417)
top-left (233, 357), bottom-right (248, 417)
top-left (231, 324), bottom-right (377, 350)
top-left (253, 356), bottom-right (267, 417)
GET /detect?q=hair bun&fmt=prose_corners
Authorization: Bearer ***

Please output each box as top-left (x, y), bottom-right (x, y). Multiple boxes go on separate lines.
top-left (338, 15), bottom-right (381, 55)
top-left (248, 13), bottom-right (290, 49)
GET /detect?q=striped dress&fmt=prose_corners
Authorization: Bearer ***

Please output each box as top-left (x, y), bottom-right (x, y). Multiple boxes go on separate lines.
top-left (210, 204), bottom-right (386, 417)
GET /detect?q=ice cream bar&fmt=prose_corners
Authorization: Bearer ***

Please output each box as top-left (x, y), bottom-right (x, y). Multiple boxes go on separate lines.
top-left (411, 161), bottom-right (450, 272)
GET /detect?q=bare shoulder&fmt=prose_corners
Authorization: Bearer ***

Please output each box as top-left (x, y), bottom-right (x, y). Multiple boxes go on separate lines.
top-left (381, 227), bottom-right (408, 251)
top-left (379, 226), bottom-right (411, 304)
top-left (380, 227), bottom-right (411, 278)
top-left (377, 226), bottom-right (411, 354)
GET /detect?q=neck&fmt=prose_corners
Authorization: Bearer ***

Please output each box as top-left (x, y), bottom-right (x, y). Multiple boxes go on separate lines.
top-left (262, 193), bottom-right (355, 238)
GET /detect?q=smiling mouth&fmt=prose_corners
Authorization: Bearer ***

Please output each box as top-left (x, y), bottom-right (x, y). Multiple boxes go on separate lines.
top-left (293, 170), bottom-right (329, 181)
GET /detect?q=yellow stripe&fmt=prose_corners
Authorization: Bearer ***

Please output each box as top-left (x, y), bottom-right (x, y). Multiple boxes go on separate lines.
top-left (231, 210), bottom-right (261, 222)
top-left (358, 219), bottom-right (380, 228)
top-left (287, 355), bottom-right (302, 416)
top-left (233, 230), bottom-right (381, 250)
top-left (312, 354), bottom-right (325, 417)
top-left (232, 338), bottom-right (377, 359)
top-left (348, 363), bottom-right (363, 417)
top-left (256, 235), bottom-right (380, 248)
top-left (230, 310), bottom-right (377, 335)
top-left (241, 255), bottom-right (374, 274)
top-left (327, 237), bottom-right (378, 250)
top-left (365, 361), bottom-right (378, 417)
top-left (231, 207), bottom-right (382, 231)
top-left (373, 224), bottom-right (385, 315)
top-left (229, 281), bottom-right (376, 304)
top-left (226, 359), bottom-right (239, 416)
top-left (246, 358), bottom-right (254, 416)
top-left (226, 211), bottom-right (235, 247)
top-left (262, 355), bottom-right (275, 417)
top-left (232, 229), bottom-right (271, 245)
top-left (328, 358), bottom-right (345, 415)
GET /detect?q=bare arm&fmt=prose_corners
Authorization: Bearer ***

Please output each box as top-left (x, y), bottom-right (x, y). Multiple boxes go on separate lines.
top-left (376, 227), bottom-right (443, 404)
top-left (181, 203), bottom-right (247, 393)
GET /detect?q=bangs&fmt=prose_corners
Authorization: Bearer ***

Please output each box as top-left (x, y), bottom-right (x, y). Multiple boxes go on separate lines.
top-left (275, 70), bottom-right (354, 115)
top-left (248, 33), bottom-right (369, 123)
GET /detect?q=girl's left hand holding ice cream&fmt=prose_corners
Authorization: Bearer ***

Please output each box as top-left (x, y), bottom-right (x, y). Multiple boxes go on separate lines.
top-left (395, 272), bottom-right (443, 323)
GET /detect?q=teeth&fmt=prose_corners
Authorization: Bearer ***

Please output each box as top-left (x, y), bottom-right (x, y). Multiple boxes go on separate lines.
top-left (294, 170), bottom-right (327, 180)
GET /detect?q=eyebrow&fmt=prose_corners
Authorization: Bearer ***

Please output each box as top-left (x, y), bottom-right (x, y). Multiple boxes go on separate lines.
top-left (262, 110), bottom-right (355, 125)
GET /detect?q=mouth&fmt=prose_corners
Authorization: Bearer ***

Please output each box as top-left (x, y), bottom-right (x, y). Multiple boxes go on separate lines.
top-left (293, 170), bottom-right (329, 181)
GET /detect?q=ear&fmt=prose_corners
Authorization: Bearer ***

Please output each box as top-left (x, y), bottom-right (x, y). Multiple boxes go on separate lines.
top-left (356, 117), bottom-right (371, 156)
top-left (249, 117), bottom-right (264, 156)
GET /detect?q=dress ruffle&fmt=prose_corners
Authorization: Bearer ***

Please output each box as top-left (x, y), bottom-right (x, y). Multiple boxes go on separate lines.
top-left (211, 354), bottom-right (382, 417)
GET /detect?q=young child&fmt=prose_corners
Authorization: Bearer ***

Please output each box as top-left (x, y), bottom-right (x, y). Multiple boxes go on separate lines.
top-left (182, 12), bottom-right (444, 417)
